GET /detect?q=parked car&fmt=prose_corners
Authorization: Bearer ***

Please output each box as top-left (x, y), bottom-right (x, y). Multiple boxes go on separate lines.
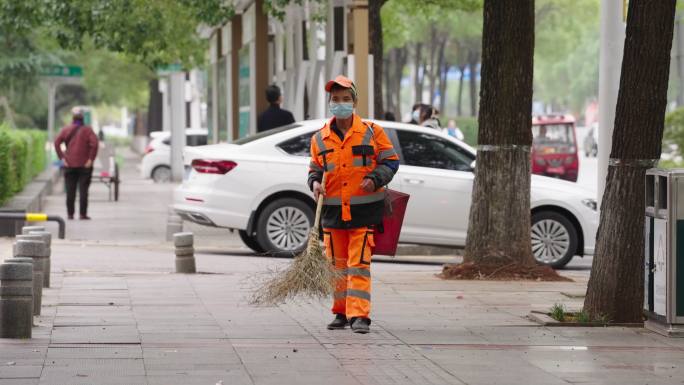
top-left (173, 120), bottom-right (598, 268)
top-left (141, 129), bottom-right (208, 182)
top-left (531, 115), bottom-right (579, 182)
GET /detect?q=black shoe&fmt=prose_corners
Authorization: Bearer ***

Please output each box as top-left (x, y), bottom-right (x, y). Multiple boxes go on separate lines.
top-left (350, 317), bottom-right (371, 334)
top-left (327, 314), bottom-right (348, 330)
top-left (67, 215), bottom-right (74, 220)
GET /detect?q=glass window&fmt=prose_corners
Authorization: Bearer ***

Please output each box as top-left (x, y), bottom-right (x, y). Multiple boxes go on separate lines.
top-left (232, 124), bottom-right (301, 145)
top-left (532, 124), bottom-right (575, 147)
top-left (187, 135), bottom-right (208, 147)
top-left (278, 133), bottom-right (312, 156)
top-left (397, 130), bottom-right (474, 171)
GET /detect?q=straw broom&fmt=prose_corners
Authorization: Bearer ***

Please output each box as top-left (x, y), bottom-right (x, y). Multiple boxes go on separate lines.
top-left (250, 174), bottom-right (341, 305)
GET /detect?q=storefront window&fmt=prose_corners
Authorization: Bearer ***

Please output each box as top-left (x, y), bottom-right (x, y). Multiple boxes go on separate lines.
top-left (238, 46), bottom-right (250, 138)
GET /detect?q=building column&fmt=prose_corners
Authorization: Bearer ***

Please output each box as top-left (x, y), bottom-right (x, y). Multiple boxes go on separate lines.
top-left (350, 0), bottom-right (369, 117)
top-left (231, 17), bottom-right (242, 140)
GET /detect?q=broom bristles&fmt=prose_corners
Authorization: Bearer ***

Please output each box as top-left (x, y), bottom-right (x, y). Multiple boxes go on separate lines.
top-left (250, 229), bottom-right (342, 305)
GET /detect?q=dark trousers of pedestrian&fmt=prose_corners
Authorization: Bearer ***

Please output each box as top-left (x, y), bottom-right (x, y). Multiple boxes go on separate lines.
top-left (64, 167), bottom-right (93, 218)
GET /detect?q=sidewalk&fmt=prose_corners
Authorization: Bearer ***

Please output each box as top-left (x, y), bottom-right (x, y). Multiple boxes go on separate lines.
top-left (1, 149), bottom-right (683, 385)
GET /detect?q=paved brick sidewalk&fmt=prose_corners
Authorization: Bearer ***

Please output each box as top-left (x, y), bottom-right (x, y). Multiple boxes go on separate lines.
top-left (1, 150), bottom-right (683, 385)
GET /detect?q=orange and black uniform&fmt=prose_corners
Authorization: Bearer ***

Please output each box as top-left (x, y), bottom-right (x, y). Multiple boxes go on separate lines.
top-left (308, 114), bottom-right (399, 320)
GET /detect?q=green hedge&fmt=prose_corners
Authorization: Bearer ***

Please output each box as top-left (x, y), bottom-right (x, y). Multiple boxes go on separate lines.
top-left (0, 125), bottom-right (47, 205)
top-left (453, 117), bottom-right (478, 146)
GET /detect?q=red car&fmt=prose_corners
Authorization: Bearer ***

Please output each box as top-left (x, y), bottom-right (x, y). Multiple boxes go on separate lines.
top-left (531, 115), bottom-right (578, 182)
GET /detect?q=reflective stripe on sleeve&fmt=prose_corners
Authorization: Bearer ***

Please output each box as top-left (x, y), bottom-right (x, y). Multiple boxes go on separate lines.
top-left (378, 149), bottom-right (397, 160)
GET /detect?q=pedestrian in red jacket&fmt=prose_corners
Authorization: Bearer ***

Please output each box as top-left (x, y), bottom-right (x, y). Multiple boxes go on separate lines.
top-left (54, 107), bottom-right (99, 220)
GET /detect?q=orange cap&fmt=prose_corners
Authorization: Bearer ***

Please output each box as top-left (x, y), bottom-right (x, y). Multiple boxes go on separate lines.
top-left (324, 75), bottom-right (357, 97)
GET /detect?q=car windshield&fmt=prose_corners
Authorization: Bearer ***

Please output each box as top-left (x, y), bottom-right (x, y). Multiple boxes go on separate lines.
top-left (532, 124), bottom-right (575, 152)
top-left (232, 123), bottom-right (302, 145)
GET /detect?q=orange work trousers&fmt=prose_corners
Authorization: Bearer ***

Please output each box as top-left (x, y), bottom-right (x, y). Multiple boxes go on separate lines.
top-left (323, 227), bottom-right (374, 319)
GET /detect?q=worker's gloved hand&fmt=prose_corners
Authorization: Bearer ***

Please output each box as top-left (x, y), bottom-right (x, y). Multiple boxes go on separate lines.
top-left (360, 178), bottom-right (375, 193)
top-left (313, 181), bottom-right (323, 201)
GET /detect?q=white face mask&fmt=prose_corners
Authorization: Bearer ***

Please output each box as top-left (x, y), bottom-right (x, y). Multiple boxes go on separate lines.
top-left (329, 102), bottom-right (354, 119)
top-left (412, 109), bottom-right (420, 121)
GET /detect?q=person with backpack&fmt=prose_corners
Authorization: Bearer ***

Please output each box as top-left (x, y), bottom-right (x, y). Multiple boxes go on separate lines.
top-left (54, 107), bottom-right (99, 220)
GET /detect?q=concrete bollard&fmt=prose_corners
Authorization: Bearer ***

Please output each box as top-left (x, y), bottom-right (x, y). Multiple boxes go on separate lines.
top-left (4, 258), bottom-right (34, 317)
top-left (174, 232), bottom-right (196, 273)
top-left (0, 263), bottom-right (33, 338)
top-left (14, 240), bottom-right (46, 315)
top-left (27, 231), bottom-right (52, 288)
top-left (22, 226), bottom-right (46, 234)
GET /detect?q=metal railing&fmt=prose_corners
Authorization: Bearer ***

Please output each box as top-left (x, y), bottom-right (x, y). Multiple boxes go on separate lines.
top-left (0, 213), bottom-right (65, 239)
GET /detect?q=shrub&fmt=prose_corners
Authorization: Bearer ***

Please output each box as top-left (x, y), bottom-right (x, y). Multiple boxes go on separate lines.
top-left (454, 117), bottom-right (478, 146)
top-left (664, 108), bottom-right (684, 158)
top-left (0, 125), bottom-right (47, 205)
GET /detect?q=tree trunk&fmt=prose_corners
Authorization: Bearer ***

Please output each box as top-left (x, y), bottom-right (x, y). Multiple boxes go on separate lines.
top-left (394, 46), bottom-right (407, 119)
top-left (428, 26), bottom-right (438, 105)
top-left (439, 61), bottom-right (449, 116)
top-left (468, 50), bottom-right (479, 117)
top-left (369, 0), bottom-right (386, 118)
top-left (384, 50), bottom-right (393, 114)
top-left (463, 0), bottom-right (535, 266)
top-left (413, 43), bottom-right (423, 103)
top-left (457, 64), bottom-right (466, 116)
top-left (584, 0), bottom-right (677, 323)
top-left (436, 37), bottom-right (447, 113)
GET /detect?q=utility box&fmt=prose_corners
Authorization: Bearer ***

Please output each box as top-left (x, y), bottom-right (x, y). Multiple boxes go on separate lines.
top-left (644, 168), bottom-right (684, 337)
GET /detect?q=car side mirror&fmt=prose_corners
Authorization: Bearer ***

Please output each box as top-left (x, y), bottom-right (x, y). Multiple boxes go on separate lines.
top-left (470, 160), bottom-right (476, 171)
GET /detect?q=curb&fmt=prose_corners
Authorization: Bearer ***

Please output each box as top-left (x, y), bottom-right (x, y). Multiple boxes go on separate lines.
top-left (527, 311), bottom-right (643, 328)
top-left (0, 167), bottom-right (60, 237)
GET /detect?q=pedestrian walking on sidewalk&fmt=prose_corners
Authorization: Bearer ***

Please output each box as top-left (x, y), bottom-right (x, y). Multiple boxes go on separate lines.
top-left (257, 85), bottom-right (295, 132)
top-left (308, 75), bottom-right (400, 333)
top-left (54, 107), bottom-right (98, 220)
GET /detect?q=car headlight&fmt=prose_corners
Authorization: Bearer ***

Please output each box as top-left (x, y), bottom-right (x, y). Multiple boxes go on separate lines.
top-left (582, 198), bottom-right (597, 211)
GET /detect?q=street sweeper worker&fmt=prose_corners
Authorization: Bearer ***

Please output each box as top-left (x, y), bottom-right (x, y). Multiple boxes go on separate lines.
top-left (308, 75), bottom-right (400, 334)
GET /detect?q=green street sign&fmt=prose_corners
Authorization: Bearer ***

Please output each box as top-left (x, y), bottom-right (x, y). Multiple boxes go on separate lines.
top-left (156, 63), bottom-right (183, 75)
top-left (41, 65), bottom-right (83, 77)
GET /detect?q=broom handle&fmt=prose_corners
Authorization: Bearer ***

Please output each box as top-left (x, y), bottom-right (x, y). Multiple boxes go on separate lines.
top-left (313, 173), bottom-right (327, 230)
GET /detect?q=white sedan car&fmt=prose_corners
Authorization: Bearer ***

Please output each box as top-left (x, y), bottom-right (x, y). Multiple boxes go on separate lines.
top-left (173, 120), bottom-right (598, 268)
top-left (141, 129), bottom-right (208, 182)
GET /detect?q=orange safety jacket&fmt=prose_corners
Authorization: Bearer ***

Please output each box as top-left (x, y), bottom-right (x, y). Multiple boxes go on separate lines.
top-left (308, 115), bottom-right (400, 228)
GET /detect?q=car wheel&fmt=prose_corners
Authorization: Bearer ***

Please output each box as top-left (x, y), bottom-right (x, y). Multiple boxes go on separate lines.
top-left (151, 165), bottom-right (172, 183)
top-left (239, 230), bottom-right (265, 253)
top-left (530, 211), bottom-right (578, 269)
top-left (255, 198), bottom-right (313, 257)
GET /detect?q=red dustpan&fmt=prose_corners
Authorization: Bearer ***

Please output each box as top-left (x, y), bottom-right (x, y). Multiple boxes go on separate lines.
top-left (374, 189), bottom-right (410, 256)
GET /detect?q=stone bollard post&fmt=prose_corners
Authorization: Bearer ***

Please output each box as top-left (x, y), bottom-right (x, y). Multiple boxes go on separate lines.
top-left (0, 263), bottom-right (33, 338)
top-left (174, 232), bottom-right (196, 273)
top-left (22, 226), bottom-right (46, 234)
top-left (27, 231), bottom-right (51, 288)
top-left (4, 258), bottom-right (34, 316)
top-left (166, 214), bottom-right (183, 242)
top-left (14, 240), bottom-right (46, 315)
